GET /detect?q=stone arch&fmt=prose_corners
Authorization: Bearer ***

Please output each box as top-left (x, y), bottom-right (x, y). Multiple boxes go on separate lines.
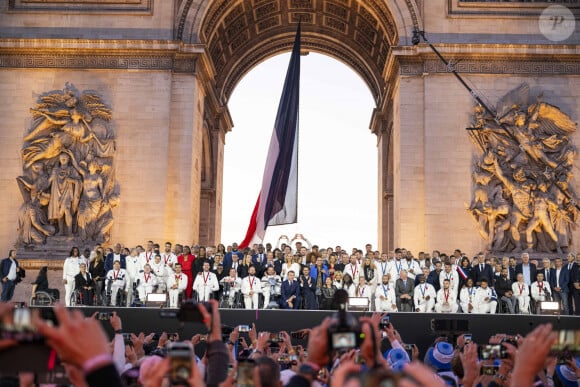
top-left (176, 0), bottom-right (422, 104)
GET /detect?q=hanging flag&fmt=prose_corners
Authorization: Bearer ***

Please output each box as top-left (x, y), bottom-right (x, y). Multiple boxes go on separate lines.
top-left (239, 24), bottom-right (301, 249)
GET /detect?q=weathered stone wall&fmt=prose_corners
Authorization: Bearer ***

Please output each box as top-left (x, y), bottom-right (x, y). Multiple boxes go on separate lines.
top-left (393, 73), bottom-right (580, 254)
top-left (0, 69), bottom-right (205, 256)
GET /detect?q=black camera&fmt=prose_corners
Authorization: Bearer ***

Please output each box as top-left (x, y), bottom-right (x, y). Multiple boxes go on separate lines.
top-left (327, 290), bottom-right (363, 352)
top-left (161, 300), bottom-right (212, 323)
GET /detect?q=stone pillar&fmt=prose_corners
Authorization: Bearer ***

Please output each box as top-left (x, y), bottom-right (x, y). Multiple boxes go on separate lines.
top-left (392, 75), bottom-right (426, 252)
top-left (163, 69), bottom-right (205, 244)
top-left (378, 124), bottom-right (394, 254)
top-left (198, 120), bottom-right (226, 246)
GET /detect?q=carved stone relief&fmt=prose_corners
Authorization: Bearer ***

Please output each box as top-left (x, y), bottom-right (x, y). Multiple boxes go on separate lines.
top-left (467, 84), bottom-right (578, 253)
top-left (16, 84), bottom-right (120, 247)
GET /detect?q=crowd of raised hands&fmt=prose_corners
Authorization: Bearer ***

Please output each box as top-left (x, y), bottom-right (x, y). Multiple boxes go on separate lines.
top-left (0, 300), bottom-right (578, 386)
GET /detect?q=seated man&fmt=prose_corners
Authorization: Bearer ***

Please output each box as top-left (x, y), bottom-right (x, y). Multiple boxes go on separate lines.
top-left (150, 254), bottom-right (168, 293)
top-left (475, 278), bottom-right (497, 314)
top-left (459, 278), bottom-right (478, 313)
top-left (136, 263), bottom-right (157, 302)
top-left (280, 270), bottom-right (301, 309)
top-left (167, 263), bottom-right (188, 308)
top-left (105, 260), bottom-right (127, 306)
top-left (413, 274), bottom-right (436, 312)
top-left (395, 270), bottom-right (414, 312)
top-left (434, 279), bottom-right (458, 313)
top-left (495, 267), bottom-right (516, 314)
top-left (375, 274), bottom-right (398, 313)
top-left (220, 268), bottom-right (242, 307)
top-left (74, 263), bottom-right (95, 306)
top-left (512, 273), bottom-right (531, 314)
top-left (261, 266), bottom-right (281, 309)
top-left (531, 272), bottom-right (552, 304)
top-left (354, 276), bottom-right (372, 310)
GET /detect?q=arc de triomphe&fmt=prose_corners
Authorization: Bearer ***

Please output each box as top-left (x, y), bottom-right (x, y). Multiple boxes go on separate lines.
top-left (0, 0), bottom-right (579, 258)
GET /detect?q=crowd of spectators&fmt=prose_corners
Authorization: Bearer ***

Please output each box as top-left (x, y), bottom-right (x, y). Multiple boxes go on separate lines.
top-left (0, 298), bottom-right (578, 386)
top-left (39, 239), bottom-right (580, 315)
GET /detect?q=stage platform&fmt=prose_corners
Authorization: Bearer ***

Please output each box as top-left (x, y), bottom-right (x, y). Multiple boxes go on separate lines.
top-left (36, 307), bottom-right (580, 355)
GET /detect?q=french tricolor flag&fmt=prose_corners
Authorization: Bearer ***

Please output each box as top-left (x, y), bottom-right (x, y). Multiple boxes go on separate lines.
top-left (456, 265), bottom-right (468, 280)
top-left (239, 24), bottom-right (301, 249)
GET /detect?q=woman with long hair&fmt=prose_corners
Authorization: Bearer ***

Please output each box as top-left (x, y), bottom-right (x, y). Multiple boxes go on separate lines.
top-left (320, 277), bottom-right (337, 310)
top-left (333, 270), bottom-right (344, 288)
top-left (31, 266), bottom-right (60, 301)
top-left (89, 247), bottom-right (105, 304)
top-left (178, 245), bottom-right (195, 299)
top-left (238, 254), bottom-right (253, 279)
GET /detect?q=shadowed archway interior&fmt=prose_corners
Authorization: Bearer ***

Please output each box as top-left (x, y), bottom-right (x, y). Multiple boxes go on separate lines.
top-left (176, 0), bottom-right (420, 105)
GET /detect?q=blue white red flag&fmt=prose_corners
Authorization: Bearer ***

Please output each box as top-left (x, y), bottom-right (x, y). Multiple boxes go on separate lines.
top-left (239, 24), bottom-right (301, 248)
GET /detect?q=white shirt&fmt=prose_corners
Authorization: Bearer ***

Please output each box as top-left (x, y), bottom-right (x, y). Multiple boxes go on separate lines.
top-left (6, 259), bottom-right (17, 281)
top-left (167, 272), bottom-right (188, 292)
top-left (106, 269), bottom-right (127, 287)
top-left (414, 283), bottom-right (436, 307)
top-left (437, 288), bottom-right (457, 305)
top-left (136, 271), bottom-right (157, 289)
top-left (375, 283), bottom-right (396, 303)
top-left (193, 271), bottom-right (219, 292)
top-left (439, 270), bottom-right (459, 292)
top-left (241, 275), bottom-right (262, 295)
top-left (139, 251), bottom-right (155, 268)
top-left (126, 255), bottom-right (142, 280)
top-left (63, 257), bottom-right (81, 279)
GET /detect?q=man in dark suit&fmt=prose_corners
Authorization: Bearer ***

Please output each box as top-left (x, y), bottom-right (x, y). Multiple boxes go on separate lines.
top-left (565, 253), bottom-right (578, 315)
top-left (472, 254), bottom-right (495, 287)
top-left (252, 245), bottom-right (267, 267)
top-left (495, 267), bottom-right (516, 314)
top-left (105, 243), bottom-right (127, 273)
top-left (395, 269), bottom-right (414, 312)
top-left (568, 254), bottom-right (580, 315)
top-left (427, 261), bottom-right (443, 293)
top-left (538, 258), bottom-right (553, 286)
top-left (223, 243), bottom-right (244, 270)
top-left (280, 270), bottom-right (300, 309)
top-left (515, 252), bottom-right (537, 287)
top-left (549, 257), bottom-right (569, 314)
top-left (75, 263), bottom-right (96, 306)
top-left (1, 250), bottom-right (23, 302)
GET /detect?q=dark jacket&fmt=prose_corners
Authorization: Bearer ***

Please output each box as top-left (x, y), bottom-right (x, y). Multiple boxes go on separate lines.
top-left (281, 279), bottom-right (301, 309)
top-left (494, 276), bottom-right (513, 298)
top-left (515, 263), bottom-right (537, 286)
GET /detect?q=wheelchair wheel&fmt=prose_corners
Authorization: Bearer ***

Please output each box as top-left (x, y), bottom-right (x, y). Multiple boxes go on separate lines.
top-left (30, 291), bottom-right (54, 306)
top-left (70, 289), bottom-right (81, 307)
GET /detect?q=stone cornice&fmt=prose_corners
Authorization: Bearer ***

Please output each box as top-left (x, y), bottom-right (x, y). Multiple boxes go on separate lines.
top-left (0, 39), bottom-right (207, 73)
top-left (387, 43), bottom-right (580, 76)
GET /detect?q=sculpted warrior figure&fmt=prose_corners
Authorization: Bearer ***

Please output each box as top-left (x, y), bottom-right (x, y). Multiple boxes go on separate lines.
top-left (468, 84), bottom-right (578, 253)
top-left (16, 85), bottom-right (119, 246)
top-left (47, 152), bottom-right (81, 236)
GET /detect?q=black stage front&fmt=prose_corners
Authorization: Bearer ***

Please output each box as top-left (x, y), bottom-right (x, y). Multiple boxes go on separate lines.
top-left (45, 307), bottom-right (579, 355)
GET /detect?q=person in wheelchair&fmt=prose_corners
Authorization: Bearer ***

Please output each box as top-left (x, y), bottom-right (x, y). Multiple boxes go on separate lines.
top-left (261, 265), bottom-right (281, 309)
top-left (193, 261), bottom-right (219, 302)
top-left (74, 263), bottom-right (95, 306)
top-left (167, 263), bottom-right (188, 308)
top-left (31, 266), bottom-right (59, 303)
top-left (219, 268), bottom-right (241, 308)
top-left (136, 263), bottom-right (157, 302)
top-left (105, 260), bottom-right (127, 306)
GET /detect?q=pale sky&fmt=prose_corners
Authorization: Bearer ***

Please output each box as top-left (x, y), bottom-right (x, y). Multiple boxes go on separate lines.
top-left (222, 53), bottom-right (378, 251)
